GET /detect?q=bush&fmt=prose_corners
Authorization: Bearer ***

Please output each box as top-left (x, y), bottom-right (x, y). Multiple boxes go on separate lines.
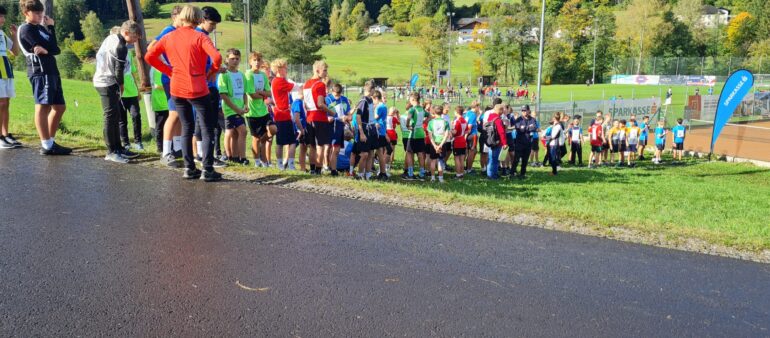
top-left (77, 69), bottom-right (94, 82)
top-left (69, 39), bottom-right (96, 61)
top-left (407, 17), bottom-right (432, 37)
top-left (12, 55), bottom-right (26, 72)
top-left (57, 49), bottom-right (82, 79)
top-left (141, 0), bottom-right (160, 19)
top-left (393, 22), bottom-right (409, 36)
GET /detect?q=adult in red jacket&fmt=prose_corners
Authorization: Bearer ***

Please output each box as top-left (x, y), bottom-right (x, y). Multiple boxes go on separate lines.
top-left (146, 5), bottom-right (223, 182)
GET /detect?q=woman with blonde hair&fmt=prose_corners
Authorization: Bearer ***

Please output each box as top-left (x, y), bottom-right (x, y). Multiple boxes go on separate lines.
top-left (146, 5), bottom-right (223, 182)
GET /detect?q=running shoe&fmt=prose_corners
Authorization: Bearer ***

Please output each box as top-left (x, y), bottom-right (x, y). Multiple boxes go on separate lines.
top-left (0, 136), bottom-right (13, 149)
top-left (132, 143), bottom-right (144, 151)
top-left (213, 158), bottom-right (228, 168)
top-left (202, 170), bottom-right (223, 182)
top-left (52, 143), bottom-right (72, 155)
top-left (4, 134), bottom-right (21, 147)
top-left (104, 152), bottom-right (129, 164)
top-left (160, 153), bottom-right (180, 167)
top-left (120, 149), bottom-right (140, 159)
top-left (183, 168), bottom-right (202, 180)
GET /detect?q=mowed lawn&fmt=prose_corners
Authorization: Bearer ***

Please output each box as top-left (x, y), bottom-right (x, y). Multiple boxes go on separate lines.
top-left (6, 77), bottom-right (770, 252)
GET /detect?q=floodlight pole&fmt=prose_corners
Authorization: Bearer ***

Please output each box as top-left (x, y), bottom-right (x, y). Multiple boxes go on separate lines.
top-left (592, 17), bottom-right (598, 84)
top-left (244, 0), bottom-right (252, 53)
top-left (535, 0), bottom-right (546, 114)
top-left (446, 12), bottom-right (455, 86)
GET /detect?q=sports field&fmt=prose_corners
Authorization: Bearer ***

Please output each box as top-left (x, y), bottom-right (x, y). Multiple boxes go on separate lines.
top-left (6, 77), bottom-right (770, 253)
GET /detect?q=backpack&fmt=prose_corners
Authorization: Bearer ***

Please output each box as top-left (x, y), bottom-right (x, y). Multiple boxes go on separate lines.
top-left (484, 118), bottom-right (501, 147)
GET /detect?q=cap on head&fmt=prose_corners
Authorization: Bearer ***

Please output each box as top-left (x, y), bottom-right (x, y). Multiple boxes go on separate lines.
top-left (521, 104), bottom-right (530, 112)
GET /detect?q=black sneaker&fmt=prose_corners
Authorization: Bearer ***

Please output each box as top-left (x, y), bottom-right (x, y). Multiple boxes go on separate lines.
top-left (4, 134), bottom-right (22, 147)
top-left (202, 170), bottom-right (222, 182)
top-left (120, 149), bottom-right (140, 159)
top-left (51, 142), bottom-right (72, 155)
top-left (183, 168), bottom-right (202, 180)
top-left (194, 156), bottom-right (203, 163)
top-left (0, 136), bottom-right (13, 149)
top-left (377, 173), bottom-right (388, 181)
top-left (173, 149), bottom-right (183, 158)
top-left (240, 158), bottom-right (250, 166)
top-left (330, 170), bottom-right (339, 177)
top-left (212, 158), bottom-right (228, 168)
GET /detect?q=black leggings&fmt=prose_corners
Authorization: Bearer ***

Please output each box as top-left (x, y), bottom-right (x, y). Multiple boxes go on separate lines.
top-left (173, 95), bottom-right (216, 171)
top-left (549, 145), bottom-right (560, 174)
top-left (120, 96), bottom-right (142, 145)
top-left (569, 142), bottom-right (582, 164)
top-left (96, 85), bottom-right (122, 153)
top-left (154, 110), bottom-right (169, 153)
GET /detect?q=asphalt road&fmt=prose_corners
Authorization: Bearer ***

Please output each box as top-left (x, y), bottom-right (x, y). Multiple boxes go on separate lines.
top-left (1, 149), bottom-right (769, 337)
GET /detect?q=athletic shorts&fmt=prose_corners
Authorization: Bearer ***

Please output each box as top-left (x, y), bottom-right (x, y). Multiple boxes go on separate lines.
top-left (426, 143), bottom-right (440, 159)
top-left (162, 82), bottom-right (176, 111)
top-left (453, 148), bottom-right (467, 156)
top-left (30, 74), bottom-right (65, 105)
top-left (591, 145), bottom-right (603, 153)
top-left (307, 121), bottom-right (332, 146)
top-left (246, 115), bottom-right (271, 138)
top-left (531, 140), bottom-right (540, 151)
top-left (225, 115), bottom-right (245, 129)
top-left (639, 139), bottom-right (648, 146)
top-left (656, 144), bottom-right (665, 151)
top-left (406, 138), bottom-right (425, 153)
top-left (355, 125), bottom-right (378, 153)
top-left (466, 134), bottom-right (478, 150)
top-left (628, 144), bottom-right (638, 153)
top-left (382, 136), bottom-right (394, 155)
top-left (275, 120), bottom-right (297, 146)
top-left (479, 132), bottom-right (488, 151)
top-left (506, 136), bottom-right (515, 149)
top-left (675, 142), bottom-right (684, 150)
top-left (387, 130), bottom-right (398, 143)
top-left (390, 139), bottom-right (398, 146)
top-left (377, 135), bottom-right (389, 149)
top-left (611, 142), bottom-right (620, 153)
top-left (331, 120), bottom-right (345, 147)
top-left (442, 142), bottom-right (452, 154)
top-left (0, 78), bottom-right (16, 98)
top-left (619, 143), bottom-right (627, 153)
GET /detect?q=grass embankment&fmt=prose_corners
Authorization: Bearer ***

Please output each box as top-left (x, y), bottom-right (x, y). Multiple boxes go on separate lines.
top-left (7, 78), bottom-right (769, 253)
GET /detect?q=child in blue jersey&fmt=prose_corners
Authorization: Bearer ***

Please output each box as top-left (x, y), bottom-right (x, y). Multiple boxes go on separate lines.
top-left (463, 102), bottom-right (479, 174)
top-left (373, 90), bottom-right (390, 179)
top-left (291, 93), bottom-right (307, 171)
top-left (638, 116), bottom-right (650, 161)
top-left (671, 118), bottom-right (686, 162)
top-left (326, 83), bottom-right (351, 176)
top-left (653, 120), bottom-right (666, 164)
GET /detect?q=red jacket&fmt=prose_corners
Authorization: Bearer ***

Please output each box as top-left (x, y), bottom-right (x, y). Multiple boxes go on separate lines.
top-left (487, 112), bottom-right (507, 147)
top-left (145, 26), bottom-right (222, 99)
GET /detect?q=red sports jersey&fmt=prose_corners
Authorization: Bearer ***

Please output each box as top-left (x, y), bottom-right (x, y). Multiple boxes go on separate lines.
top-left (271, 77), bottom-right (298, 122)
top-left (303, 78), bottom-right (328, 123)
top-left (589, 124), bottom-right (604, 146)
top-left (386, 116), bottom-right (399, 141)
top-left (452, 117), bottom-right (468, 149)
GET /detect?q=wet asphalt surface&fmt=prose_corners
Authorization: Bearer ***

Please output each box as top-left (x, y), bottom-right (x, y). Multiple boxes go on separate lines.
top-left (0, 149), bottom-right (769, 337)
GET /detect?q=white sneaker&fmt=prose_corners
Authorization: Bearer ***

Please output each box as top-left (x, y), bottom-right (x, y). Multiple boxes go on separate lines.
top-left (438, 176), bottom-right (445, 183)
top-left (254, 160), bottom-right (263, 168)
top-left (430, 176), bottom-right (436, 182)
top-left (104, 152), bottom-right (129, 164)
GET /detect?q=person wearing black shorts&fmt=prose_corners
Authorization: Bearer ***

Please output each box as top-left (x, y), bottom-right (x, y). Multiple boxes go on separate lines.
top-left (353, 81), bottom-right (377, 179)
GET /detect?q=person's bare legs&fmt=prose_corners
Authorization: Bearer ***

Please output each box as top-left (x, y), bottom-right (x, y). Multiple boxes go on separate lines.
top-left (330, 145), bottom-right (340, 172)
top-left (48, 104), bottom-right (66, 138)
top-left (298, 144), bottom-right (307, 171)
top-left (0, 98), bottom-right (9, 136)
top-left (35, 104), bottom-right (52, 141)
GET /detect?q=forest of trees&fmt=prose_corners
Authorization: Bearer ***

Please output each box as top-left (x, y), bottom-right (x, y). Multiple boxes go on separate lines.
top-left (2, 0), bottom-right (769, 84)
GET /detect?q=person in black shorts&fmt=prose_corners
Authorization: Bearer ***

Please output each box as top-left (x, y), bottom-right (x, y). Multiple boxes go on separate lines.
top-left (353, 81), bottom-right (377, 180)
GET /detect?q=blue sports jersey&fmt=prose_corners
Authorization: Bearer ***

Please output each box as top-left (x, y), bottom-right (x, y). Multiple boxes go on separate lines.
top-left (655, 127), bottom-right (666, 145)
top-left (326, 95), bottom-right (351, 121)
top-left (532, 120), bottom-right (540, 139)
top-left (672, 125), bottom-right (686, 143)
top-left (375, 103), bottom-right (388, 137)
top-left (336, 141), bottom-right (354, 170)
top-left (195, 27), bottom-right (216, 88)
top-left (291, 97), bottom-right (307, 131)
top-left (464, 110), bottom-right (478, 135)
top-left (639, 122), bottom-right (648, 140)
top-left (155, 25), bottom-right (175, 85)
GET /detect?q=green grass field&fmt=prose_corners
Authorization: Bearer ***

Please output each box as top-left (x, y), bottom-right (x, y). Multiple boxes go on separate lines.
top-left (6, 77), bottom-right (769, 253)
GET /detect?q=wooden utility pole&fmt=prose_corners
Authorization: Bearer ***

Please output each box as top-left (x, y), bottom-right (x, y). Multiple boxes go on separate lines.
top-left (126, 0), bottom-right (151, 90)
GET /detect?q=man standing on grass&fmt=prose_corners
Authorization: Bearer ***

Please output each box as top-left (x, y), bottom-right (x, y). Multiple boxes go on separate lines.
top-left (303, 61), bottom-right (336, 175)
top-left (93, 21), bottom-right (141, 163)
top-left (17, 0), bottom-right (71, 155)
top-left (512, 105), bottom-right (537, 179)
